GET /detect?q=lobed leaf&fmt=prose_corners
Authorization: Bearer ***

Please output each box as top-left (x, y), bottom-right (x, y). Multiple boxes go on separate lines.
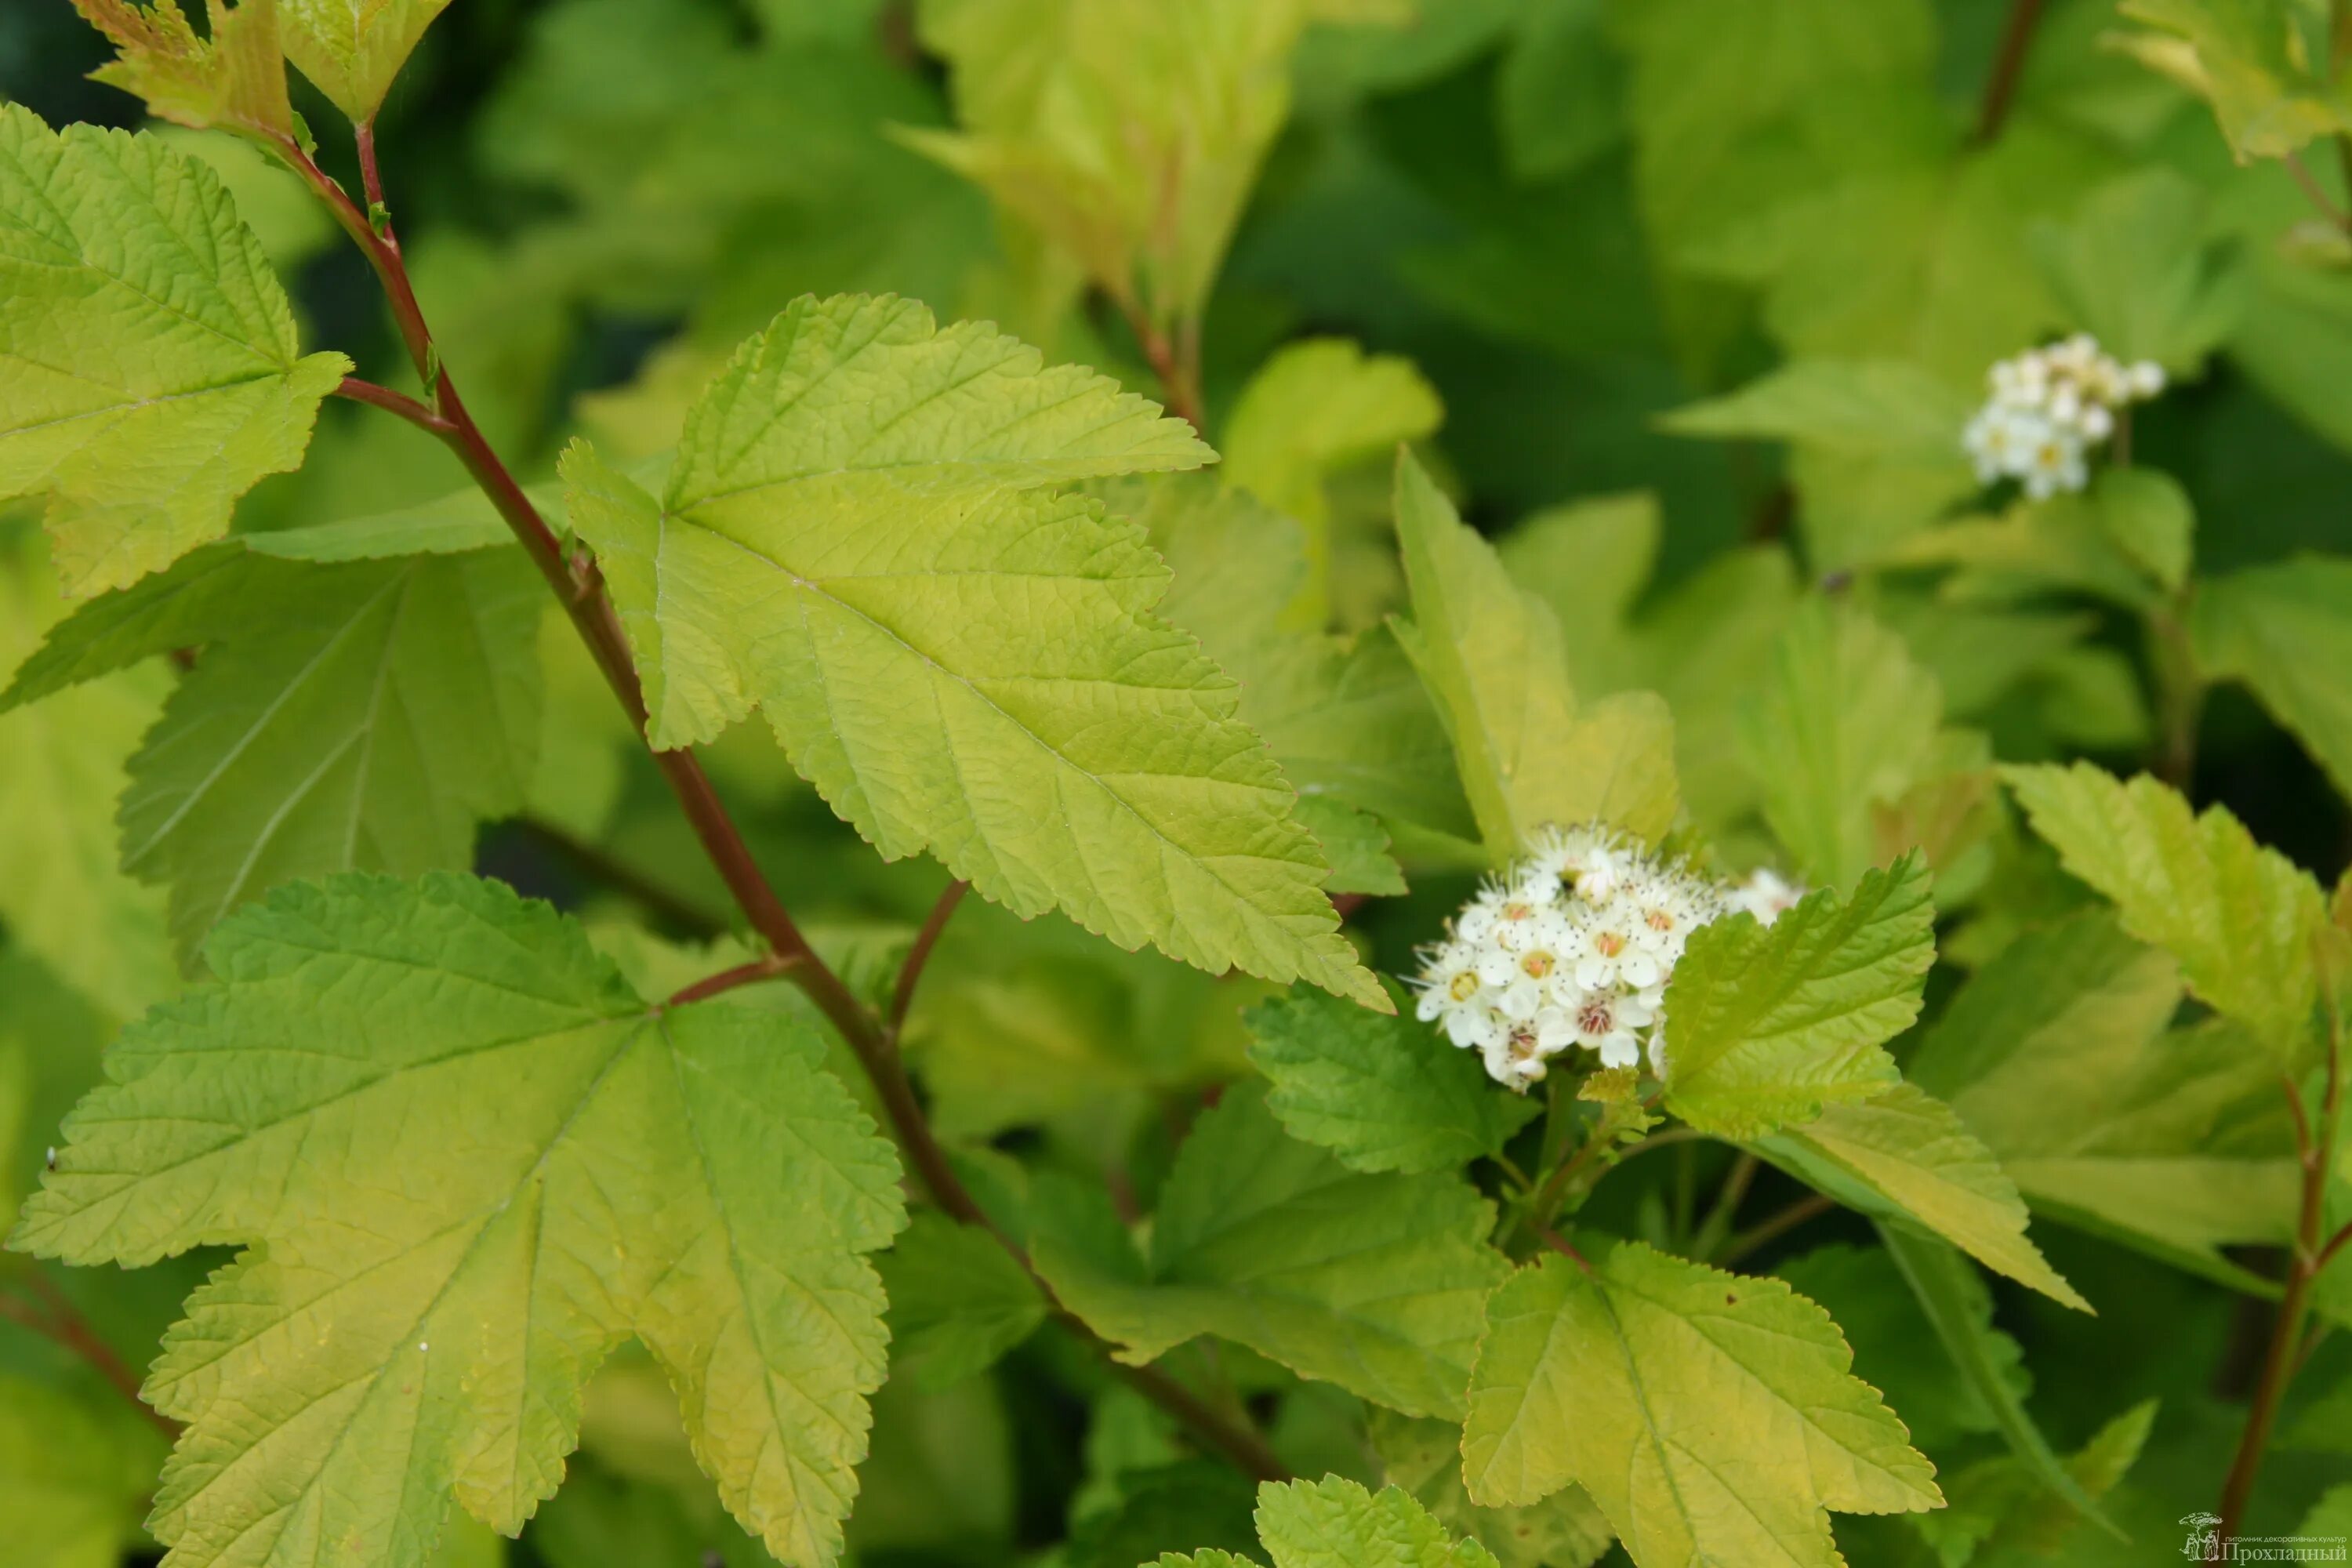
top-left (2004, 762), bottom-right (2325, 1058)
top-left (1460, 1237), bottom-right (1940, 1565)
top-left (1154, 1476), bottom-right (1501, 1568)
top-left (11, 872), bottom-right (907, 1568)
top-left (1660, 855), bottom-right (1935, 1140)
top-left (71, 0), bottom-right (296, 142)
top-left (5, 530), bottom-right (543, 964)
top-left (0, 106), bottom-right (348, 596)
top-left (566, 293), bottom-right (1382, 1008)
top-left (1032, 1083), bottom-right (1508, 1418)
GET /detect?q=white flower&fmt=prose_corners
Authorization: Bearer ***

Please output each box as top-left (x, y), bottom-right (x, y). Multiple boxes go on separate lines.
top-left (1727, 866), bottom-right (1805, 926)
top-left (1410, 823), bottom-right (1749, 1093)
top-left (1962, 335), bottom-right (2169, 497)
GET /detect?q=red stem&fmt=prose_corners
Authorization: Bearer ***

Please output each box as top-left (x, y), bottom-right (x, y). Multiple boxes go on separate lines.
top-left (2, 1275), bottom-right (180, 1439)
top-left (667, 956), bottom-right (789, 1007)
top-left (2217, 1003), bottom-right (2343, 1542)
top-left (1974, 0), bottom-right (2045, 144)
top-left (887, 880), bottom-right (967, 1037)
top-left (334, 375), bottom-right (452, 435)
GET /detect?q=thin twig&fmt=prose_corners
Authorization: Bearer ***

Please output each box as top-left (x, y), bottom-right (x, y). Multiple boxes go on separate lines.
top-left (1117, 298), bottom-right (1203, 430)
top-left (887, 880), bottom-right (967, 1037)
top-left (2216, 987), bottom-right (2343, 1542)
top-left (2, 1276), bottom-right (180, 1439)
top-left (1719, 1192), bottom-right (1836, 1268)
top-left (1974, 0), bottom-right (2046, 144)
top-left (334, 376), bottom-right (453, 435)
top-left (668, 955), bottom-right (790, 1007)
top-left (2287, 151), bottom-right (2352, 230)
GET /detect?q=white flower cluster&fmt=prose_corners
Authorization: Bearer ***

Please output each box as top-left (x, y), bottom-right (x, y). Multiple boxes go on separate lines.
top-left (1962, 335), bottom-right (2165, 499)
top-left (1411, 826), bottom-right (1806, 1093)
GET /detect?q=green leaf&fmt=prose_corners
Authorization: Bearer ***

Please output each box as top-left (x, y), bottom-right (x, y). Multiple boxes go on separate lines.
top-left (1497, 0), bottom-right (1621, 183)
top-left (1497, 491), bottom-right (1658, 701)
top-left (1762, 1082), bottom-right (2087, 1309)
top-left (906, 0), bottom-right (1392, 322)
top-left (11, 873), bottom-right (908, 1568)
top-left (2112, 0), bottom-right (2352, 162)
top-left (1220, 339), bottom-right (1441, 621)
top-left (1735, 597), bottom-right (1944, 888)
top-left (276, 0), bottom-right (456, 122)
top-left (1460, 1237), bottom-right (1940, 1563)
top-left (1907, 910), bottom-right (2300, 1279)
top-left (1370, 1410), bottom-right (1613, 1568)
top-left (1659, 855), bottom-right (1934, 1140)
top-left (0, 1372), bottom-right (160, 1568)
top-left (1245, 980), bottom-right (1537, 1175)
top-left (8, 535), bottom-right (544, 962)
top-left (1033, 1083), bottom-right (1508, 1418)
top-left (878, 1211), bottom-right (1048, 1392)
top-left (564, 295), bottom-right (1381, 1009)
top-left (0, 527), bottom-right (176, 1014)
top-left (71, 0), bottom-right (296, 141)
top-left (2003, 762), bottom-right (2326, 1058)
top-left (1773, 1242), bottom-right (2028, 1454)
top-left (1136, 474), bottom-right (1472, 838)
top-left (1876, 1225), bottom-right (2118, 1540)
top-left (1152, 1477), bottom-right (1505, 1568)
top-left (2031, 169), bottom-right (2245, 372)
top-left (1660, 360), bottom-right (1975, 463)
top-left (2301, 1484), bottom-right (2352, 1545)
top-left (1391, 452), bottom-right (1679, 858)
top-left (1911, 1395), bottom-right (2154, 1566)
top-left (125, 550), bottom-right (540, 960)
top-left (1249, 1475), bottom-right (1501, 1568)
top-left (2194, 555), bottom-right (2352, 807)
top-left (2095, 466), bottom-right (2196, 593)
top-left (0, 106), bottom-right (350, 597)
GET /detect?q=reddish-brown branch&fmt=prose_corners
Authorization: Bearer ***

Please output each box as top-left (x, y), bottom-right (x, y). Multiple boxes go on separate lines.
top-left (2218, 1001), bottom-right (2344, 1542)
top-left (1117, 299), bottom-right (1203, 430)
top-left (667, 956), bottom-right (790, 1007)
top-left (2, 1275), bottom-right (180, 1439)
top-left (334, 375), bottom-right (452, 435)
top-left (887, 880), bottom-right (967, 1037)
top-left (1974, 0), bottom-right (2045, 144)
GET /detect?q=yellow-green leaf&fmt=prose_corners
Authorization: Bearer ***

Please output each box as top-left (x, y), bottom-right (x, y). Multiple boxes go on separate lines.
top-left (0, 107), bottom-right (350, 596)
top-left (1765, 1083), bottom-right (2087, 1308)
top-left (12, 873), bottom-right (906, 1568)
top-left (1660, 856), bottom-right (1934, 1140)
top-left (1460, 1238), bottom-right (1940, 1565)
top-left (566, 295), bottom-right (1381, 1008)
top-left (2004, 762), bottom-right (2325, 1058)
top-left (1391, 452), bottom-right (1679, 858)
